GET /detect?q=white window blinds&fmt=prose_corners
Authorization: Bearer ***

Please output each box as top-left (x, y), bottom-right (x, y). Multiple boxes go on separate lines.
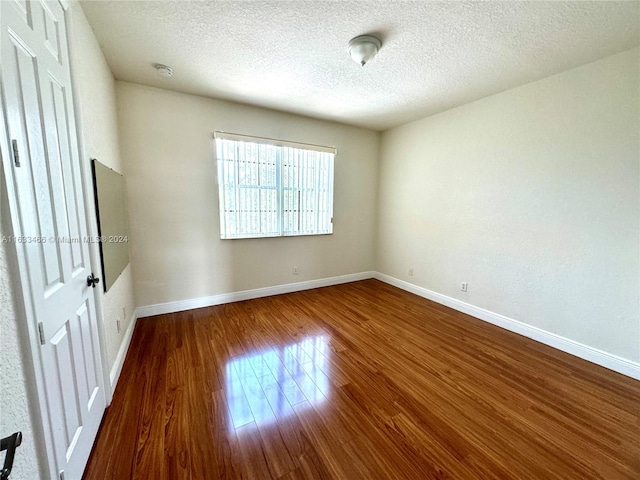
top-left (215, 132), bottom-right (335, 239)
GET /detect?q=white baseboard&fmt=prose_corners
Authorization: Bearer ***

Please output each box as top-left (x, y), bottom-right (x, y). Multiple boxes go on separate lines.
top-left (136, 271), bottom-right (375, 318)
top-left (132, 270), bottom-right (639, 381)
top-left (109, 311), bottom-right (138, 390)
top-left (374, 272), bottom-right (640, 381)
top-left (374, 272), bottom-right (640, 380)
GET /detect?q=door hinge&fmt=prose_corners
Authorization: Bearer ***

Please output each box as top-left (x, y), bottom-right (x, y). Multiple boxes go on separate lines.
top-left (37, 322), bottom-right (45, 345)
top-left (59, 470), bottom-right (65, 480)
top-left (11, 139), bottom-right (21, 167)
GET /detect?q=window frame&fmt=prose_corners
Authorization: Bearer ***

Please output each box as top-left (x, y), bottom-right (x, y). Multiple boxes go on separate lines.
top-left (214, 131), bottom-right (336, 240)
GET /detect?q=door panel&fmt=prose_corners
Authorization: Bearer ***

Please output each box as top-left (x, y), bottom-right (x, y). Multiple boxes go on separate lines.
top-left (6, 33), bottom-right (63, 291)
top-left (7, 0), bottom-right (31, 26)
top-left (50, 322), bottom-right (82, 449)
top-left (48, 66), bottom-right (85, 272)
top-left (77, 301), bottom-right (99, 405)
top-left (41, 2), bottom-right (61, 61)
top-left (1, 1), bottom-right (107, 478)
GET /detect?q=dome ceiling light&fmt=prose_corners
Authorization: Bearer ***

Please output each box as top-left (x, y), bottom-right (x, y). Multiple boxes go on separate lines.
top-left (348, 35), bottom-right (382, 67)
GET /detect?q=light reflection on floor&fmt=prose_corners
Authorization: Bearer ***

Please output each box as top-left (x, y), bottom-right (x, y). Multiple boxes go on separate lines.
top-left (225, 336), bottom-right (331, 431)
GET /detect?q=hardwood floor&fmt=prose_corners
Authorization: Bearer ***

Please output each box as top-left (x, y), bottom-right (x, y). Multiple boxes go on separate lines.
top-left (83, 279), bottom-right (640, 479)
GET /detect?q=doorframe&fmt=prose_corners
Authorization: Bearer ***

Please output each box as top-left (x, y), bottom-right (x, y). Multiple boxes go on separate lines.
top-left (0, 1), bottom-right (112, 478)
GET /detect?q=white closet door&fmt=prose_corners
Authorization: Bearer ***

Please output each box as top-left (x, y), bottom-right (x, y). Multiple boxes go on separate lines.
top-left (1, 1), bottom-right (106, 478)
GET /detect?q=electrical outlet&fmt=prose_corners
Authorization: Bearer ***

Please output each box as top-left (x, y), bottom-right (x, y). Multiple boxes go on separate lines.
top-left (293, 266), bottom-right (298, 275)
top-left (408, 268), bottom-right (414, 276)
top-left (116, 318), bottom-right (122, 333)
top-left (461, 282), bottom-right (468, 292)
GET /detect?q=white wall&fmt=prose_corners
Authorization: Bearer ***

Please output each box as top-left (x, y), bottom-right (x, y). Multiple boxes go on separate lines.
top-left (115, 82), bottom-right (379, 308)
top-left (69, 3), bottom-right (136, 372)
top-left (377, 48), bottom-right (640, 363)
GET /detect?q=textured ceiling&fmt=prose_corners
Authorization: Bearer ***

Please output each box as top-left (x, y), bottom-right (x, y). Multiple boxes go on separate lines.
top-left (80, 1), bottom-right (639, 131)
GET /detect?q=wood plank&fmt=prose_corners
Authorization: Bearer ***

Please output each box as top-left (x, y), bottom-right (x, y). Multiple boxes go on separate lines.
top-left (84, 279), bottom-right (640, 479)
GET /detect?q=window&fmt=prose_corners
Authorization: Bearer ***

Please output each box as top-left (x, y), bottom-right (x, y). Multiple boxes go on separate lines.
top-left (215, 132), bottom-right (335, 239)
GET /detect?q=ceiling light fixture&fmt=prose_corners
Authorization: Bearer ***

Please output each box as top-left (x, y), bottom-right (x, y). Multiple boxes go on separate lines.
top-left (154, 64), bottom-right (173, 78)
top-left (348, 35), bottom-right (382, 67)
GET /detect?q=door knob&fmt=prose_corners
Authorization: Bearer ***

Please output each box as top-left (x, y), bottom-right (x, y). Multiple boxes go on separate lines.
top-left (87, 273), bottom-right (100, 288)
